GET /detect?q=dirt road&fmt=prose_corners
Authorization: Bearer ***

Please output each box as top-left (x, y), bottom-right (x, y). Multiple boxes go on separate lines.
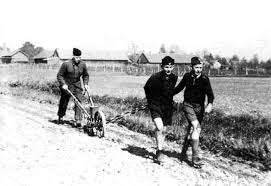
top-left (0, 94), bottom-right (270, 186)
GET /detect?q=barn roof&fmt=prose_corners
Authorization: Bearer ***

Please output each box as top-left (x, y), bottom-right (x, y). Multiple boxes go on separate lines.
top-left (1, 49), bottom-right (29, 58)
top-left (55, 49), bottom-right (129, 61)
top-left (88, 50), bottom-right (129, 61)
top-left (34, 49), bottom-right (55, 59)
top-left (140, 53), bottom-right (192, 64)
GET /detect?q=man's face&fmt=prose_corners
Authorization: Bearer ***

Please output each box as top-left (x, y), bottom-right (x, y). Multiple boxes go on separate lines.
top-left (73, 56), bottom-right (81, 64)
top-left (192, 63), bottom-right (203, 76)
top-left (162, 64), bottom-right (174, 76)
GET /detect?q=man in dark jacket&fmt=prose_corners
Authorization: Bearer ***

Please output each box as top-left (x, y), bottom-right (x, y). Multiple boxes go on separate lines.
top-left (144, 56), bottom-right (178, 164)
top-left (174, 56), bottom-right (214, 168)
top-left (57, 48), bottom-right (89, 127)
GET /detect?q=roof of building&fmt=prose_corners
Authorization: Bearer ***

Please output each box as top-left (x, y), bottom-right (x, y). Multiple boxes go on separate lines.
top-left (140, 53), bottom-right (193, 64)
top-left (1, 49), bottom-right (29, 57)
top-left (34, 49), bottom-right (55, 59)
top-left (55, 49), bottom-right (129, 61)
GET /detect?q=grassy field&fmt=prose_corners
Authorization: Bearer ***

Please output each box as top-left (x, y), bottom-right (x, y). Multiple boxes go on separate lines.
top-left (1, 65), bottom-right (271, 169)
top-left (2, 66), bottom-right (271, 117)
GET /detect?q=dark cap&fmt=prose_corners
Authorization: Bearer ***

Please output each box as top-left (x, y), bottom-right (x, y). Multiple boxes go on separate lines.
top-left (73, 48), bottom-right (81, 56)
top-left (162, 56), bottom-right (175, 66)
top-left (191, 56), bottom-right (202, 66)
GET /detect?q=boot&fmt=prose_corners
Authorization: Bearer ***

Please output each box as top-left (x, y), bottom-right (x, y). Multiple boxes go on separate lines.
top-left (58, 117), bottom-right (64, 124)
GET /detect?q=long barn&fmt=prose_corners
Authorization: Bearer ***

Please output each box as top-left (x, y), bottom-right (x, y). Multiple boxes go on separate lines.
top-left (136, 53), bottom-right (193, 75)
top-left (34, 48), bottom-right (130, 67)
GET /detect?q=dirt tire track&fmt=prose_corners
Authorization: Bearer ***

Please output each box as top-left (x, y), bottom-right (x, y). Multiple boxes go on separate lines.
top-left (0, 95), bottom-right (270, 186)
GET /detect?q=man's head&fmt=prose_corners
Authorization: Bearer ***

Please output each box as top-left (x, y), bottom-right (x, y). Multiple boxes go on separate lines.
top-left (161, 56), bottom-right (175, 76)
top-left (191, 56), bottom-right (203, 76)
top-left (72, 48), bottom-right (82, 64)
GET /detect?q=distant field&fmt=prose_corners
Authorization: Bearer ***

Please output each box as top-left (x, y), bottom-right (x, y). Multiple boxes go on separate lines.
top-left (1, 66), bottom-right (271, 118)
top-left (92, 76), bottom-right (271, 118)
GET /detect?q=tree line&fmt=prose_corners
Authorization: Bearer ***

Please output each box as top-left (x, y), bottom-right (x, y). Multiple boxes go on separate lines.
top-left (158, 43), bottom-right (271, 72)
top-left (203, 53), bottom-right (271, 71)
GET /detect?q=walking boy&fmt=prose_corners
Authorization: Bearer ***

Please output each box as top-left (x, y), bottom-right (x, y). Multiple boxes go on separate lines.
top-left (144, 56), bottom-right (178, 164)
top-left (174, 56), bottom-right (214, 168)
top-left (57, 48), bottom-right (89, 127)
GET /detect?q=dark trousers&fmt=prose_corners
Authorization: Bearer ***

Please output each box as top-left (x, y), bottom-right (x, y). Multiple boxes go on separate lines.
top-left (57, 87), bottom-right (84, 121)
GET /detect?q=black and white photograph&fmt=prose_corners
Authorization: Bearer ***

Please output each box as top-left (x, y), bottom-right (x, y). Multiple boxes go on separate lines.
top-left (0, 0), bottom-right (271, 185)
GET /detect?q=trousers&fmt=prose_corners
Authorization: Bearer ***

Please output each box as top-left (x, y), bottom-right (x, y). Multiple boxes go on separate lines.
top-left (57, 85), bottom-right (84, 121)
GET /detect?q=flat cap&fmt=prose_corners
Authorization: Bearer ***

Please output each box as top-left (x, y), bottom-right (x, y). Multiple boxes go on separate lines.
top-left (73, 48), bottom-right (82, 56)
top-left (191, 56), bottom-right (202, 66)
top-left (162, 56), bottom-right (175, 66)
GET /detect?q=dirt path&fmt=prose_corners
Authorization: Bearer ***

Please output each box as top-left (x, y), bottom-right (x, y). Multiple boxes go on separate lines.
top-left (0, 94), bottom-right (270, 186)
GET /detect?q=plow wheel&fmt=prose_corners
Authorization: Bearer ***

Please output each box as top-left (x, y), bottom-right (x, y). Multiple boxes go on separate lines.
top-left (93, 111), bottom-right (106, 138)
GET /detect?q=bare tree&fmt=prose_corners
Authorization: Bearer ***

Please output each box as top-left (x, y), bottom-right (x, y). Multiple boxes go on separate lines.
top-left (127, 42), bottom-right (140, 64)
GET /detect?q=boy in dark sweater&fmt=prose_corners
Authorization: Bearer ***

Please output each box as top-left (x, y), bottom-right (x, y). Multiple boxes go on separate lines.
top-left (174, 56), bottom-right (214, 167)
top-left (144, 56), bottom-right (178, 164)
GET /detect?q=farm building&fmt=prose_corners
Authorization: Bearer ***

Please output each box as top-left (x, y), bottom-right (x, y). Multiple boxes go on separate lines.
top-left (34, 49), bottom-right (59, 64)
top-left (137, 53), bottom-right (192, 66)
top-left (55, 49), bottom-right (130, 67)
top-left (135, 53), bottom-right (193, 74)
top-left (0, 50), bottom-right (29, 63)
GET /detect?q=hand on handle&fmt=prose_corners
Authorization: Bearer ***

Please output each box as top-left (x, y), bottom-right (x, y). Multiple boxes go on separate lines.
top-left (62, 84), bottom-right (68, 90)
top-left (84, 85), bottom-right (89, 93)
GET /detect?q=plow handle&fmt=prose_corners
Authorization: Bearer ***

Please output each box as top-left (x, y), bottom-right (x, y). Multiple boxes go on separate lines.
top-left (66, 89), bottom-right (91, 118)
top-left (85, 89), bottom-right (95, 107)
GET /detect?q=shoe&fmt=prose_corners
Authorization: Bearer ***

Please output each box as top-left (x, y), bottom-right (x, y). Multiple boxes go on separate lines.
top-left (74, 121), bottom-right (82, 128)
top-left (155, 150), bottom-right (166, 165)
top-left (76, 122), bottom-right (82, 128)
top-left (192, 157), bottom-right (203, 168)
top-left (58, 117), bottom-right (64, 124)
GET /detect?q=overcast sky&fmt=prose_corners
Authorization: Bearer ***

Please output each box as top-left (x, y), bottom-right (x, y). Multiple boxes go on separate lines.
top-left (0, 0), bottom-right (270, 60)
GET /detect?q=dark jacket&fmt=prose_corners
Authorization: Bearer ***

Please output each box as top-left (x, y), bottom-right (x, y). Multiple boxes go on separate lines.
top-left (174, 72), bottom-right (214, 105)
top-left (144, 71), bottom-right (178, 111)
top-left (57, 59), bottom-right (89, 90)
